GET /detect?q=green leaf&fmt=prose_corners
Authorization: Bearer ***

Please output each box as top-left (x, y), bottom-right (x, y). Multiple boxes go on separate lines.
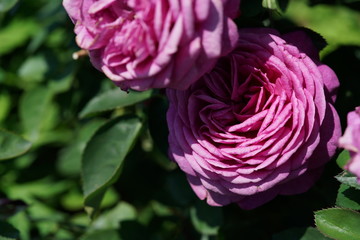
top-left (315, 208), bottom-right (360, 240)
top-left (336, 150), bottom-right (351, 169)
top-left (0, 91), bottom-right (11, 123)
top-left (19, 87), bottom-right (54, 143)
top-left (60, 188), bottom-right (84, 211)
top-left (82, 116), bottom-right (142, 218)
top-left (273, 227), bottom-right (332, 240)
top-left (26, 200), bottom-right (66, 237)
top-left (190, 200), bottom-right (223, 236)
top-left (18, 55), bottom-right (48, 83)
top-left (80, 230), bottom-right (120, 240)
top-left (47, 64), bottom-right (75, 94)
top-left (262, 0), bottom-right (279, 9)
top-left (263, 0), bottom-right (289, 12)
top-left (336, 184), bottom-right (360, 210)
top-left (301, 227), bottom-right (328, 240)
top-left (79, 89), bottom-right (153, 118)
top-left (99, 187), bottom-right (120, 209)
top-left (0, 129), bottom-right (31, 161)
top-left (0, 0), bottom-right (18, 13)
top-left (0, 19), bottom-right (38, 55)
top-left (150, 201), bottom-right (172, 217)
top-left (8, 212), bottom-right (29, 240)
top-left (57, 120), bottom-right (105, 176)
top-left (91, 202), bottom-right (136, 230)
top-left (335, 171), bottom-right (360, 190)
top-left (0, 221), bottom-right (19, 240)
top-left (5, 178), bottom-right (70, 201)
top-left (284, 1), bottom-right (360, 56)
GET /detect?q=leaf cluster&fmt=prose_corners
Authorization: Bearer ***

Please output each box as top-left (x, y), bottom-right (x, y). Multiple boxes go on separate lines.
top-left (0, 0), bottom-right (360, 239)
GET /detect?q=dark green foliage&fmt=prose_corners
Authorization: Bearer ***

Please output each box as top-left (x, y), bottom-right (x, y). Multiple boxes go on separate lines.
top-left (0, 0), bottom-right (360, 239)
top-left (0, 221), bottom-right (20, 240)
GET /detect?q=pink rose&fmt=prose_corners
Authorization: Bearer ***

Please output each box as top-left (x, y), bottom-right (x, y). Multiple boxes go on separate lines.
top-left (338, 107), bottom-right (360, 183)
top-left (167, 28), bottom-right (341, 209)
top-left (63, 0), bottom-right (240, 91)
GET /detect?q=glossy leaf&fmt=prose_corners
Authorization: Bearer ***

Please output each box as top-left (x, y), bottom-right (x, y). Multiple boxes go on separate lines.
top-left (335, 171), bottom-right (360, 190)
top-left (315, 208), bottom-right (360, 240)
top-left (79, 89), bottom-right (153, 118)
top-left (0, 129), bottom-right (31, 161)
top-left (82, 116), bottom-right (142, 218)
top-left (336, 184), bottom-right (360, 210)
top-left (190, 200), bottom-right (223, 236)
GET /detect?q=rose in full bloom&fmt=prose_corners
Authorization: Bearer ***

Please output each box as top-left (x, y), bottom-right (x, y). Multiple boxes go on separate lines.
top-left (338, 107), bottom-right (360, 183)
top-left (63, 0), bottom-right (240, 91)
top-left (167, 28), bottom-right (341, 209)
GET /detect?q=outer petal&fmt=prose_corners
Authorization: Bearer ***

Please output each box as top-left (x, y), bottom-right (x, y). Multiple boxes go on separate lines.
top-left (63, 0), bottom-right (81, 21)
top-left (318, 64), bottom-right (339, 103)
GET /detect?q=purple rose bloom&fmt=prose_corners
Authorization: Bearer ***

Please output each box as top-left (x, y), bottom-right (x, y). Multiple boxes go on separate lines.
top-left (167, 28), bottom-right (341, 209)
top-left (339, 107), bottom-right (360, 183)
top-left (63, 0), bottom-right (240, 91)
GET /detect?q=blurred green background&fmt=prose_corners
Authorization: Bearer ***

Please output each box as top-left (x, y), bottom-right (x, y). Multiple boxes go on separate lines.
top-left (0, 0), bottom-right (360, 239)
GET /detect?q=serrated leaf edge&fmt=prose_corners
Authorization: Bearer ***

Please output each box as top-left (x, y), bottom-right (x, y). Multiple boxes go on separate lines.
top-left (314, 207), bottom-right (360, 240)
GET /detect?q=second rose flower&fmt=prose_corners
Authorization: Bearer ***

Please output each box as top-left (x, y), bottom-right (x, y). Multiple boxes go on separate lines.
top-left (167, 28), bottom-right (341, 209)
top-left (63, 0), bottom-right (240, 91)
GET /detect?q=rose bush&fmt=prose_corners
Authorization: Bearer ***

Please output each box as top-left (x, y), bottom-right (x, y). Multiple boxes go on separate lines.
top-left (338, 107), bottom-right (360, 183)
top-left (167, 28), bottom-right (341, 209)
top-left (63, 0), bottom-right (240, 91)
